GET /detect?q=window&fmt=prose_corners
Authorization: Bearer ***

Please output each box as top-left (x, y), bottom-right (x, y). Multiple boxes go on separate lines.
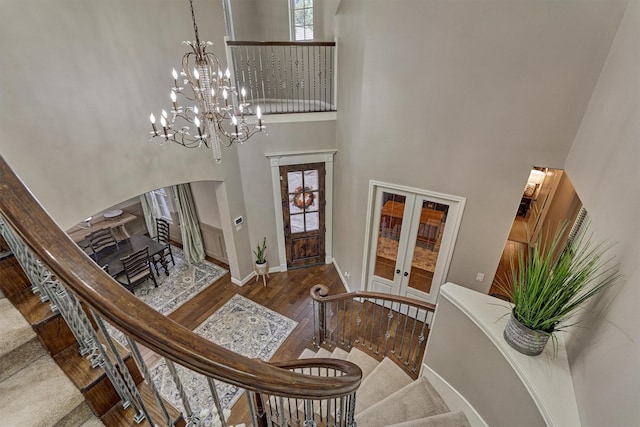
top-left (150, 188), bottom-right (173, 223)
top-left (291, 0), bottom-right (313, 41)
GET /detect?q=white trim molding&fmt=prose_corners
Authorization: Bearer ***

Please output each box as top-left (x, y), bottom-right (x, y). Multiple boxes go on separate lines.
top-left (360, 180), bottom-right (466, 300)
top-left (266, 149), bottom-right (337, 271)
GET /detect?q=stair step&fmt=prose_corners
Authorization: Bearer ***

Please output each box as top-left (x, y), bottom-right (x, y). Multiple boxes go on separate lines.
top-left (355, 357), bottom-right (412, 414)
top-left (346, 347), bottom-right (379, 380)
top-left (0, 354), bottom-right (87, 426)
top-left (355, 377), bottom-right (450, 426)
top-left (330, 347), bottom-right (349, 360)
top-left (314, 347), bottom-right (332, 358)
top-left (80, 415), bottom-right (107, 427)
top-left (385, 410), bottom-right (471, 427)
top-left (101, 380), bottom-right (185, 426)
top-left (54, 340), bottom-right (143, 417)
top-left (0, 297), bottom-right (47, 381)
top-left (299, 348), bottom-right (316, 359)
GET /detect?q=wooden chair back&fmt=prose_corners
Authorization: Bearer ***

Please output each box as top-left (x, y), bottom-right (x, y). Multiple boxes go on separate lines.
top-left (118, 247), bottom-right (157, 292)
top-left (156, 218), bottom-right (171, 245)
top-left (88, 228), bottom-right (118, 254)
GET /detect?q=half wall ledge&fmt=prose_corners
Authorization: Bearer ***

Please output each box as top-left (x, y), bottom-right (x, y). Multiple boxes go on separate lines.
top-left (423, 283), bottom-right (580, 427)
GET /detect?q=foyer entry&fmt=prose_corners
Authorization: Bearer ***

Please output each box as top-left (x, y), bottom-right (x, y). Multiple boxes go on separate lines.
top-left (364, 182), bottom-right (465, 305)
top-left (280, 163), bottom-right (326, 268)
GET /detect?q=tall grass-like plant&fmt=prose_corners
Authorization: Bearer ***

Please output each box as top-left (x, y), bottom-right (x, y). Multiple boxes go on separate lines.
top-left (504, 222), bottom-right (619, 334)
top-left (253, 237), bottom-right (267, 264)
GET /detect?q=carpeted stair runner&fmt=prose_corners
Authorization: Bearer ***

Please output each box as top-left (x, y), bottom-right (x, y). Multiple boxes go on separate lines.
top-left (300, 347), bottom-right (471, 426)
top-left (0, 291), bottom-right (104, 426)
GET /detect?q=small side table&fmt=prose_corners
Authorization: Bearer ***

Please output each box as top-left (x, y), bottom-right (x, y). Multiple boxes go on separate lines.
top-left (254, 262), bottom-right (269, 287)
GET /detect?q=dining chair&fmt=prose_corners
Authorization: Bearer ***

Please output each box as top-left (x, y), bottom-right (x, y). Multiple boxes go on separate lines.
top-left (88, 228), bottom-right (119, 255)
top-left (153, 218), bottom-right (175, 276)
top-left (115, 246), bottom-right (157, 293)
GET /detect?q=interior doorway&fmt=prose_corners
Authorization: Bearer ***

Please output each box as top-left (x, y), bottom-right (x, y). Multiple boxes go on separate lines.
top-left (490, 167), bottom-right (583, 299)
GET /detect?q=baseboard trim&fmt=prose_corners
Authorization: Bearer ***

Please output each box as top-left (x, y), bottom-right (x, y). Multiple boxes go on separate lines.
top-left (331, 258), bottom-right (351, 293)
top-left (232, 265), bottom-right (283, 287)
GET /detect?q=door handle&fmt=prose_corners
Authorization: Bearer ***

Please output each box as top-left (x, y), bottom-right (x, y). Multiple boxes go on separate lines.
top-left (403, 271), bottom-right (409, 277)
top-left (396, 269), bottom-right (401, 274)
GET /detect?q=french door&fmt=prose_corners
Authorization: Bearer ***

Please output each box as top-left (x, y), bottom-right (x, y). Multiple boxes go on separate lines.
top-left (366, 184), bottom-right (464, 305)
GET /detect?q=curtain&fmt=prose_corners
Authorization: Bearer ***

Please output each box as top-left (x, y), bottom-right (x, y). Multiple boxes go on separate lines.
top-left (173, 183), bottom-right (205, 264)
top-left (139, 193), bottom-right (159, 238)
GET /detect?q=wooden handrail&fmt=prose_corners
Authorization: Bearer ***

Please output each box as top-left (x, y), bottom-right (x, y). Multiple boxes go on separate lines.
top-left (311, 284), bottom-right (437, 313)
top-left (0, 155), bottom-right (361, 399)
top-left (226, 40), bottom-right (336, 47)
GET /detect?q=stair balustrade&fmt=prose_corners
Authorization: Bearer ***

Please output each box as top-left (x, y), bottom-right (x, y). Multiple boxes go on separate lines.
top-left (226, 40), bottom-right (337, 115)
top-left (0, 155), bottom-right (361, 427)
top-left (311, 284), bottom-right (437, 377)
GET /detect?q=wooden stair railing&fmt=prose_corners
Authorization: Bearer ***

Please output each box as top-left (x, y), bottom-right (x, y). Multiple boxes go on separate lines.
top-left (311, 284), bottom-right (437, 378)
top-left (0, 155), bottom-right (361, 427)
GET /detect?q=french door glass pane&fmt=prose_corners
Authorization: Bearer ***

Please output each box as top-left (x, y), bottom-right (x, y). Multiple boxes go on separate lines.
top-left (374, 193), bottom-right (406, 280)
top-left (306, 212), bottom-right (319, 231)
top-left (407, 201), bottom-right (449, 294)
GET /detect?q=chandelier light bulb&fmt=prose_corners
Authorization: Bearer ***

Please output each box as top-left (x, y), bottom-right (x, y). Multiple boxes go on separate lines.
top-left (193, 68), bottom-right (199, 80)
top-left (193, 106), bottom-right (199, 115)
top-left (162, 109), bottom-right (168, 119)
top-left (194, 116), bottom-right (201, 128)
top-left (256, 106), bottom-right (262, 119)
top-left (222, 89), bottom-right (228, 100)
top-left (170, 91), bottom-right (177, 102)
top-left (160, 116), bottom-right (167, 127)
top-left (225, 68), bottom-right (231, 79)
top-left (172, 68), bottom-right (178, 80)
top-left (150, 113), bottom-right (156, 124)
top-left (231, 115), bottom-right (237, 126)
top-left (211, 88), bottom-right (215, 97)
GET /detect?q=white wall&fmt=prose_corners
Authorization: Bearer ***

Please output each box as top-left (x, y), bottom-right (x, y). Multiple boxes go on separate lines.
top-left (237, 120), bottom-right (336, 268)
top-left (563, 1), bottom-right (639, 425)
top-left (0, 0), bottom-right (231, 230)
top-left (191, 181), bottom-right (222, 229)
top-left (230, 0), bottom-right (337, 41)
top-left (332, 0), bottom-right (626, 294)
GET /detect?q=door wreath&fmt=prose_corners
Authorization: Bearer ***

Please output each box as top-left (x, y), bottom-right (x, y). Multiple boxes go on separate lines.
top-left (291, 186), bottom-right (315, 210)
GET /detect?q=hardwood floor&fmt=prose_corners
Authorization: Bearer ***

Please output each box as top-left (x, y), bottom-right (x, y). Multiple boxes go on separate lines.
top-left (144, 259), bottom-right (348, 425)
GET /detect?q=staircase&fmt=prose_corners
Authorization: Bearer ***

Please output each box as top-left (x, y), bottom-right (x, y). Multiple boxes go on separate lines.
top-left (0, 289), bottom-right (104, 426)
top-left (299, 347), bottom-right (471, 427)
top-left (0, 255), bottom-right (184, 426)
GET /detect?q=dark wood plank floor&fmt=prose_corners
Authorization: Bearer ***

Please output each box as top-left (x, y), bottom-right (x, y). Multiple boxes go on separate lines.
top-left (143, 259), bottom-right (348, 425)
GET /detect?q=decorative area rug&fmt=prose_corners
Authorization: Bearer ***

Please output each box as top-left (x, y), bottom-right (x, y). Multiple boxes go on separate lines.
top-left (107, 246), bottom-right (227, 346)
top-left (150, 294), bottom-right (298, 417)
top-left (135, 246), bottom-right (227, 316)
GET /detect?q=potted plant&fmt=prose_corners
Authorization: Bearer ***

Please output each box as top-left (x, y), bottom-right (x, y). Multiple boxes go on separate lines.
top-left (500, 221), bottom-right (619, 356)
top-left (253, 237), bottom-right (268, 274)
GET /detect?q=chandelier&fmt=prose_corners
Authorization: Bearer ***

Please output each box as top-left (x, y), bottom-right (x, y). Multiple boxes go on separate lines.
top-left (148, 0), bottom-right (265, 163)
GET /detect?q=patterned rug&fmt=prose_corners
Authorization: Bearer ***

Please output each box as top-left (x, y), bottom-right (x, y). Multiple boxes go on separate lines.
top-left (135, 246), bottom-right (227, 315)
top-left (107, 246), bottom-right (227, 346)
top-left (150, 294), bottom-right (298, 418)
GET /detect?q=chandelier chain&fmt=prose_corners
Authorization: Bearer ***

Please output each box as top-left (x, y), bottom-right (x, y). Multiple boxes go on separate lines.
top-left (188, 0), bottom-right (201, 53)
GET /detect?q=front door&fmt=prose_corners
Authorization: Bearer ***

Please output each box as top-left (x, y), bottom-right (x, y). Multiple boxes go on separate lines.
top-left (280, 163), bottom-right (326, 268)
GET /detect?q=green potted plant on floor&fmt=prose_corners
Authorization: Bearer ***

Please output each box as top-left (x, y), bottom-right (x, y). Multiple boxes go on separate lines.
top-left (500, 221), bottom-right (620, 356)
top-left (253, 237), bottom-right (268, 274)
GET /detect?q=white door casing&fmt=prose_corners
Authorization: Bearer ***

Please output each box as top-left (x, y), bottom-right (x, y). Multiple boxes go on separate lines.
top-left (363, 181), bottom-right (466, 305)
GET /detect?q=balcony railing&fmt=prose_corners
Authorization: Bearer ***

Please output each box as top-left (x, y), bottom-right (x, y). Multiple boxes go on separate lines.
top-left (226, 40), bottom-right (337, 115)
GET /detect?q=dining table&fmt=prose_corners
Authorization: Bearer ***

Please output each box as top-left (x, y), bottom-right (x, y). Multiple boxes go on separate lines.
top-left (91, 234), bottom-right (168, 278)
